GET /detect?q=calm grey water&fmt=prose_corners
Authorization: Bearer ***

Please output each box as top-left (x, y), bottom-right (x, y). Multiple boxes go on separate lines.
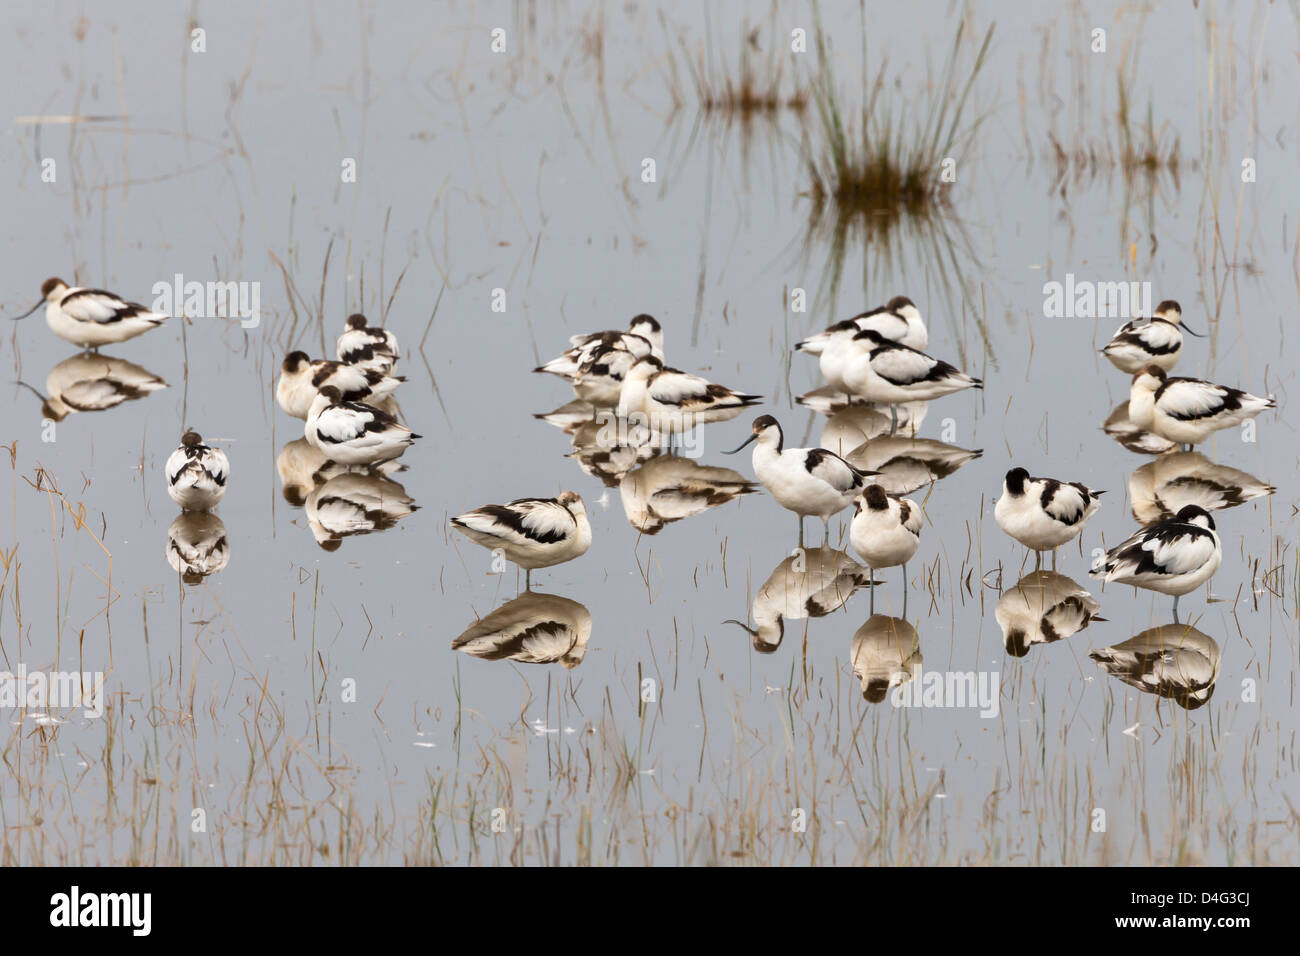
top-left (1, 1), bottom-right (1295, 864)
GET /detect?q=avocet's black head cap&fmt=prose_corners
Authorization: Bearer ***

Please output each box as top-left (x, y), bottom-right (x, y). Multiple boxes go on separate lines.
top-left (1174, 504), bottom-right (1214, 529)
top-left (752, 414), bottom-right (779, 433)
top-left (41, 277), bottom-right (65, 297)
top-left (864, 484), bottom-right (889, 510)
top-left (282, 350), bottom-right (310, 372)
top-left (1005, 467), bottom-right (1029, 496)
top-left (630, 314), bottom-right (660, 332)
top-left (1155, 300), bottom-right (1181, 316)
top-left (346, 313), bottom-right (368, 330)
top-left (181, 430), bottom-right (203, 447)
top-left (886, 295), bottom-right (915, 312)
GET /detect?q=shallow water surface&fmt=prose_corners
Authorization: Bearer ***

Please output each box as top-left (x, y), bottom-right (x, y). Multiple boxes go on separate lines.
top-left (0, 1), bottom-right (1296, 864)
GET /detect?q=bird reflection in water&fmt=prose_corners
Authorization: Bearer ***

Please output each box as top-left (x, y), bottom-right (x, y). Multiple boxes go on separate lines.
top-left (17, 353), bottom-right (167, 421)
top-left (845, 435), bottom-right (982, 496)
top-left (276, 437), bottom-right (406, 508)
top-left (727, 548), bottom-right (872, 653)
top-left (452, 592), bottom-right (591, 667)
top-left (166, 512), bottom-right (229, 584)
top-left (620, 455), bottom-right (755, 533)
top-left (1089, 623), bottom-right (1220, 710)
top-left (850, 615), bottom-right (921, 703)
top-left (1128, 451), bottom-right (1274, 526)
top-left (305, 473), bottom-right (419, 551)
top-left (995, 571), bottom-right (1103, 658)
top-left (1102, 401), bottom-right (1177, 455)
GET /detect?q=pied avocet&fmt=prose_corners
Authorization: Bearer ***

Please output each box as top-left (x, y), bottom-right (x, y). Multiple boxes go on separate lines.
top-left (725, 415), bottom-right (875, 544)
top-left (165, 430), bottom-right (229, 511)
top-left (1100, 300), bottom-right (1202, 373)
top-left (1128, 365), bottom-right (1274, 448)
top-left (572, 343), bottom-right (652, 407)
top-left (277, 351), bottom-right (404, 419)
top-left (618, 356), bottom-right (760, 436)
top-left (535, 314), bottom-right (663, 381)
top-left (305, 386), bottom-right (419, 466)
top-left (10, 277), bottom-right (168, 349)
top-left (841, 331), bottom-right (981, 432)
top-left (1090, 504), bottom-right (1221, 620)
top-left (451, 491), bottom-right (591, 590)
top-left (994, 468), bottom-right (1104, 567)
top-left (336, 314), bottom-right (398, 374)
top-left (796, 296), bottom-right (928, 355)
top-left (850, 484), bottom-right (922, 613)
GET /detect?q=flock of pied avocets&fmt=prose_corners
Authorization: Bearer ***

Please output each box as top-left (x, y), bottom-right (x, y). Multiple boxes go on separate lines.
top-left (10, 279), bottom-right (1276, 688)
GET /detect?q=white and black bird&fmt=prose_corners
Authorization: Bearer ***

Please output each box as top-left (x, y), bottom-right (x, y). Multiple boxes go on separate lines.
top-left (304, 386), bottom-right (419, 466)
top-left (1100, 300), bottom-right (1201, 373)
top-left (451, 491), bottom-right (591, 590)
top-left (1090, 505), bottom-right (1222, 620)
top-left (535, 314), bottom-right (663, 381)
top-left (1128, 451), bottom-right (1274, 526)
top-left (452, 592), bottom-right (592, 668)
top-left (725, 548), bottom-right (872, 653)
top-left (1089, 624), bottom-right (1221, 710)
top-left (796, 296), bottom-right (928, 355)
top-left (850, 615), bottom-right (923, 703)
top-left (336, 313), bottom-right (399, 374)
top-left (572, 343), bottom-right (653, 407)
top-left (850, 484), bottom-right (922, 613)
top-left (1128, 365), bottom-right (1274, 448)
top-left (277, 351), bottom-right (404, 419)
top-left (725, 415), bottom-right (875, 544)
top-left (18, 353), bottom-right (166, 422)
top-left (9, 277), bottom-right (168, 349)
top-left (166, 511), bottom-right (230, 585)
top-left (165, 430), bottom-right (229, 511)
top-left (618, 356), bottom-right (760, 436)
top-left (994, 571), bottom-right (1104, 658)
top-left (994, 468), bottom-right (1104, 567)
top-left (841, 331), bottom-right (981, 433)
